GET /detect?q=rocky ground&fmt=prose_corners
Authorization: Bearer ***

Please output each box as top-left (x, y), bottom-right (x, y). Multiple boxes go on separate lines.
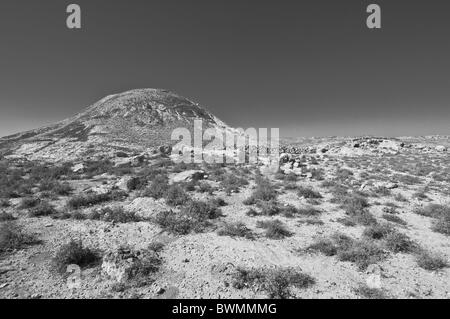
top-left (0, 136), bottom-right (449, 299)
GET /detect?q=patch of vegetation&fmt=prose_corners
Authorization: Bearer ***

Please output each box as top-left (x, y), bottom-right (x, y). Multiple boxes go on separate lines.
top-left (154, 200), bottom-right (222, 235)
top-left (244, 176), bottom-right (278, 205)
top-left (0, 212), bottom-right (16, 222)
top-left (415, 250), bottom-right (448, 271)
top-left (363, 224), bottom-right (415, 253)
top-left (432, 216), bottom-right (450, 236)
top-left (335, 168), bottom-right (354, 182)
top-left (394, 193), bottom-right (408, 202)
top-left (382, 214), bottom-right (407, 226)
top-left (88, 206), bottom-right (142, 223)
top-left (113, 246), bottom-right (163, 288)
top-left (297, 186), bottom-right (322, 199)
top-left (197, 182), bottom-right (215, 194)
top-left (393, 174), bottom-right (422, 185)
top-left (127, 176), bottom-right (148, 191)
top-left (415, 204), bottom-right (450, 236)
top-left (310, 168), bottom-right (325, 181)
top-left (51, 240), bottom-right (101, 275)
top-left (355, 284), bottom-right (389, 299)
top-left (373, 186), bottom-right (391, 197)
top-left (67, 191), bottom-right (127, 209)
top-left (211, 197), bottom-right (227, 207)
top-left (19, 197), bottom-right (40, 209)
top-left (307, 233), bottom-right (386, 270)
top-left (0, 222), bottom-right (39, 255)
top-left (142, 174), bottom-right (170, 199)
top-left (220, 173), bottom-right (249, 195)
top-left (164, 184), bottom-right (190, 206)
top-left (217, 222), bottom-right (255, 240)
top-left (28, 201), bottom-right (57, 217)
top-left (306, 238), bottom-right (337, 256)
top-left (414, 204), bottom-right (447, 218)
top-left (339, 194), bottom-right (376, 226)
top-left (256, 219), bottom-right (292, 239)
top-left (232, 267), bottom-right (315, 299)
top-left (39, 180), bottom-right (73, 196)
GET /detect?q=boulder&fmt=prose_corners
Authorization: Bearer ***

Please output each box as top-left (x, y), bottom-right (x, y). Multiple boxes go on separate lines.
top-left (379, 140), bottom-right (403, 151)
top-left (115, 176), bottom-right (133, 191)
top-left (72, 163), bottom-right (84, 173)
top-left (101, 247), bottom-right (159, 284)
top-left (435, 145), bottom-right (447, 152)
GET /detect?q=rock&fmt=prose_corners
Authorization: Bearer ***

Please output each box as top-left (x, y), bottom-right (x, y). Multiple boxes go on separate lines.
top-left (101, 247), bottom-right (158, 284)
top-left (0, 283), bottom-right (8, 289)
top-left (373, 181), bottom-right (398, 189)
top-left (379, 140), bottom-right (403, 151)
top-left (171, 170), bottom-right (205, 183)
top-left (90, 184), bottom-right (112, 195)
top-left (156, 287), bottom-right (165, 295)
top-left (435, 145), bottom-right (447, 152)
top-left (72, 163), bottom-right (84, 173)
top-left (115, 176), bottom-right (132, 191)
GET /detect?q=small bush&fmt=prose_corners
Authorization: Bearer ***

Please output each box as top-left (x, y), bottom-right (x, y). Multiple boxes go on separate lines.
top-left (0, 222), bottom-right (39, 255)
top-left (256, 220), bottom-right (292, 239)
top-left (51, 240), bottom-right (101, 275)
top-left (232, 267), bottom-right (315, 299)
top-left (217, 222), bottom-right (254, 240)
top-left (306, 238), bottom-right (337, 256)
top-left (355, 284), bottom-right (389, 299)
top-left (414, 204), bottom-right (448, 218)
top-left (28, 201), bottom-right (57, 217)
top-left (306, 233), bottom-right (385, 270)
top-left (211, 197), bottom-right (227, 207)
top-left (164, 184), bottom-right (190, 206)
top-left (294, 206), bottom-right (322, 217)
top-left (432, 216), bottom-right (450, 236)
top-left (143, 174), bottom-right (169, 199)
top-left (154, 200), bottom-right (222, 235)
top-left (127, 177), bottom-right (147, 191)
top-left (297, 186), bottom-right (322, 199)
top-left (67, 191), bottom-right (127, 209)
top-left (310, 168), bottom-right (325, 181)
top-left (220, 173), bottom-right (248, 195)
top-left (415, 250), bottom-right (448, 271)
top-left (20, 197), bottom-right (40, 209)
top-left (90, 206), bottom-right (142, 223)
top-left (363, 224), bottom-right (395, 240)
top-left (53, 182), bottom-right (73, 196)
top-left (244, 177), bottom-right (278, 205)
top-left (337, 239), bottom-right (385, 270)
top-left (335, 168), bottom-right (354, 181)
top-left (198, 182), bottom-right (215, 194)
top-left (256, 200), bottom-right (282, 216)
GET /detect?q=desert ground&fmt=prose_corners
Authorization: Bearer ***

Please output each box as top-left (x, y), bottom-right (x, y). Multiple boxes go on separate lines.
top-left (1, 135), bottom-right (449, 299)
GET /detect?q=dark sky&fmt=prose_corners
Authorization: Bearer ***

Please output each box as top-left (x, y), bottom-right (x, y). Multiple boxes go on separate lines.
top-left (0, 0), bottom-right (449, 137)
